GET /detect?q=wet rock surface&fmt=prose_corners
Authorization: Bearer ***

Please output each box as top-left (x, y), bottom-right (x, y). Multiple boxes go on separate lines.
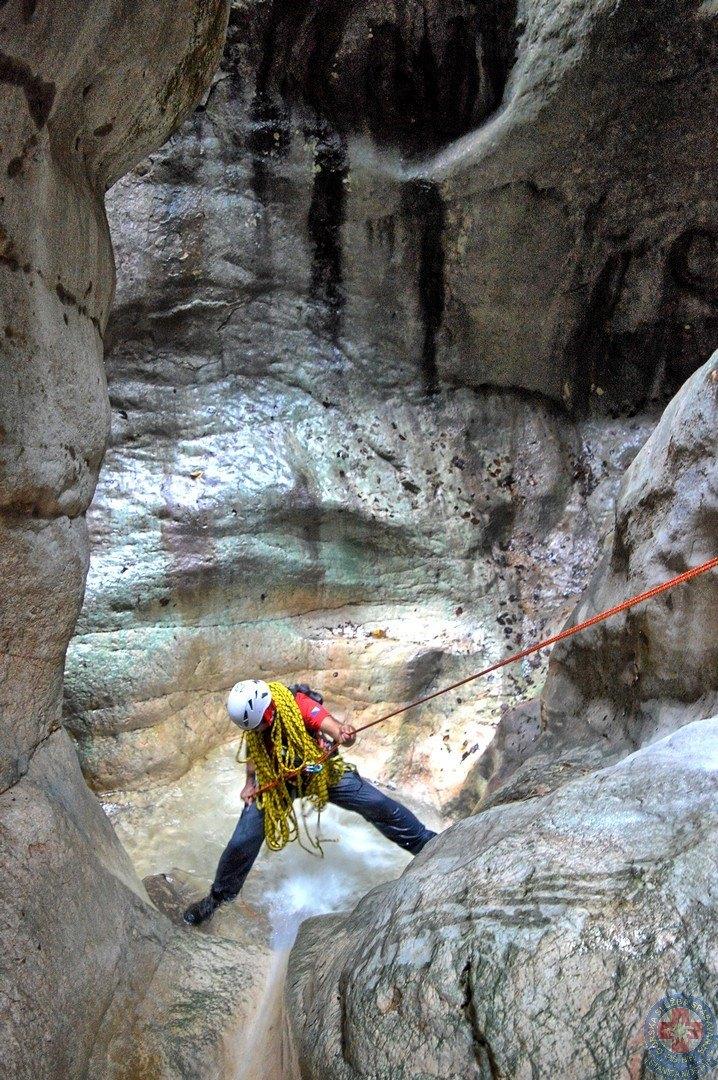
top-left (91, 896), bottom-right (271, 1080)
top-left (65, 0), bottom-right (672, 799)
top-left (0, 728), bottom-right (272, 1080)
top-left (144, 867), bottom-right (269, 938)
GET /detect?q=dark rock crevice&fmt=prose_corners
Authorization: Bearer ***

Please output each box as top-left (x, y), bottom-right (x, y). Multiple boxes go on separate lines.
top-left (478, 0), bottom-right (519, 111)
top-left (244, 0), bottom-right (301, 198)
top-left (0, 720), bottom-right (59, 798)
top-left (404, 178), bottom-right (446, 394)
top-left (307, 124), bottom-right (349, 347)
top-left (567, 223), bottom-right (718, 415)
top-left (670, 228), bottom-right (718, 300)
top-left (235, 0), bottom-right (519, 156)
top-left (567, 250), bottom-right (633, 416)
top-left (460, 961), bottom-right (501, 1080)
top-left (0, 50), bottom-right (56, 129)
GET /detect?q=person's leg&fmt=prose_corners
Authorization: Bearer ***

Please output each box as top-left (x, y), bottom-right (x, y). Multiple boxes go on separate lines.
top-left (328, 771), bottom-right (436, 855)
top-left (211, 800), bottom-right (266, 901)
top-left (184, 801), bottom-right (266, 924)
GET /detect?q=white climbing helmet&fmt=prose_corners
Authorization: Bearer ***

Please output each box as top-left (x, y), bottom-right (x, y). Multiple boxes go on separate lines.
top-left (227, 679), bottom-right (272, 730)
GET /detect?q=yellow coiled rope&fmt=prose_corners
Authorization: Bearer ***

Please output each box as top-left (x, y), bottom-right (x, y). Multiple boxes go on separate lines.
top-left (241, 681), bottom-right (348, 852)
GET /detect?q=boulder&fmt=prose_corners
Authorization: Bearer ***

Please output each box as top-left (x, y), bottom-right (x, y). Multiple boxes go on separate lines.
top-left (287, 716), bottom-right (718, 1078)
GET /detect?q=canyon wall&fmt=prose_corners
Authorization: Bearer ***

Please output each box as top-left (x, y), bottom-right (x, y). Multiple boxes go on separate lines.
top-left (286, 354), bottom-right (718, 1079)
top-left (459, 353), bottom-right (718, 812)
top-left (280, 0), bottom-right (718, 1071)
top-left (436, 0), bottom-right (718, 406)
top-left (2, 0), bottom-right (716, 1075)
top-left (65, 0), bottom-right (718, 803)
top-left (0, 4), bottom-right (279, 1076)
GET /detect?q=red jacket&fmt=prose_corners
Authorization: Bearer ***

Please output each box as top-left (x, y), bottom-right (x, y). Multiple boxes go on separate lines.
top-left (263, 690), bottom-right (329, 734)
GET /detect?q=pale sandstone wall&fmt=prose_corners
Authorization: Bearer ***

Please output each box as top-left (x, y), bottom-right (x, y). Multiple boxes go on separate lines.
top-left (0, 5), bottom-right (277, 1077)
top-left (67, 0), bottom-right (712, 800)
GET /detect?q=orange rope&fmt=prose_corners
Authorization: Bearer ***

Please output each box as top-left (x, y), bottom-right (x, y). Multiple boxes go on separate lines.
top-left (355, 554), bottom-right (718, 732)
top-left (250, 555), bottom-right (718, 800)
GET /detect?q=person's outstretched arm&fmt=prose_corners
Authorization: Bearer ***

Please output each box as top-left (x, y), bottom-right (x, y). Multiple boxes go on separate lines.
top-left (319, 714), bottom-right (356, 746)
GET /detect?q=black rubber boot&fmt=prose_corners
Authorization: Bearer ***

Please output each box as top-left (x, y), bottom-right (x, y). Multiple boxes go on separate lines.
top-left (183, 892), bottom-right (221, 926)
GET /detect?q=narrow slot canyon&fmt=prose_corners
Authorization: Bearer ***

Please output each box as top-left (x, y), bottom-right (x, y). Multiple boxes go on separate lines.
top-left (1, 1), bottom-right (717, 1077)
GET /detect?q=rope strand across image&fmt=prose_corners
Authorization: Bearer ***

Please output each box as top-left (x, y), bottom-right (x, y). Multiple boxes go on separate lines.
top-left (250, 556), bottom-right (718, 802)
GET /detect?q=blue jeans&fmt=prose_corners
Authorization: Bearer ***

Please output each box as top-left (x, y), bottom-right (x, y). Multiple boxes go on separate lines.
top-left (211, 770), bottom-right (436, 902)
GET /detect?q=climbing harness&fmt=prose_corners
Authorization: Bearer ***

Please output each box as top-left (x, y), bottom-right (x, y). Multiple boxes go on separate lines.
top-left (248, 555), bottom-right (718, 802)
top-left (240, 680), bottom-right (347, 852)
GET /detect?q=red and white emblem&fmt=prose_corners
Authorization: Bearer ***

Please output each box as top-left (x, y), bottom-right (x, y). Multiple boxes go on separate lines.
top-left (657, 1007), bottom-right (705, 1055)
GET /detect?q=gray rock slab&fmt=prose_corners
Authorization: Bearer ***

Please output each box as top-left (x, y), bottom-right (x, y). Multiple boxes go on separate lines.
top-left (287, 716), bottom-right (718, 1078)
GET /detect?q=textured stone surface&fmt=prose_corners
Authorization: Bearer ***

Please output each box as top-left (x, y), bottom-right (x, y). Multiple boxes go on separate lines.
top-left (5, 1), bottom-right (716, 1073)
top-left (542, 351), bottom-right (718, 749)
top-left (285, 354), bottom-right (718, 1078)
top-left (94, 869), bottom-right (274, 1080)
top-left (67, 349), bottom-right (652, 796)
top-left (66, 0), bottom-right (718, 797)
top-left (459, 352), bottom-right (718, 811)
top-left (0, 731), bottom-right (270, 1080)
top-left (0, 2), bottom-right (244, 1076)
top-left (449, 697), bottom-right (543, 816)
top-left (435, 0), bottom-right (718, 406)
top-left (65, 0), bottom-right (666, 797)
top-left (287, 717), bottom-right (718, 1079)
top-left (93, 928), bottom-right (270, 1080)
top-left (0, 0), bottom-right (228, 809)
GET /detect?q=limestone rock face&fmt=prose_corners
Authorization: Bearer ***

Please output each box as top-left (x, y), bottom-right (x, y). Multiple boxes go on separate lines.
top-left (435, 0), bottom-right (718, 407)
top-left (65, 0), bottom-right (667, 798)
top-left (0, 0), bottom-right (228, 813)
top-left (459, 352), bottom-right (718, 811)
top-left (0, 2), bottom-right (237, 1075)
top-left (66, 0), bottom-right (718, 797)
top-left (287, 717), bottom-right (718, 1079)
top-left (1, 730), bottom-right (271, 1080)
top-left (286, 356), bottom-right (718, 1078)
top-left (542, 351), bottom-right (718, 749)
top-left (96, 870), bottom-right (274, 1080)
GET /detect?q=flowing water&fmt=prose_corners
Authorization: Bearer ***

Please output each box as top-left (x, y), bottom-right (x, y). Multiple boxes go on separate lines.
top-left (104, 740), bottom-right (444, 1076)
top-left (104, 740), bottom-right (441, 948)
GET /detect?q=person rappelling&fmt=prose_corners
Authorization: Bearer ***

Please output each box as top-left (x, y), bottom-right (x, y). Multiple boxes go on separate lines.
top-left (183, 678), bottom-right (437, 926)
top-left (182, 555), bottom-right (718, 927)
